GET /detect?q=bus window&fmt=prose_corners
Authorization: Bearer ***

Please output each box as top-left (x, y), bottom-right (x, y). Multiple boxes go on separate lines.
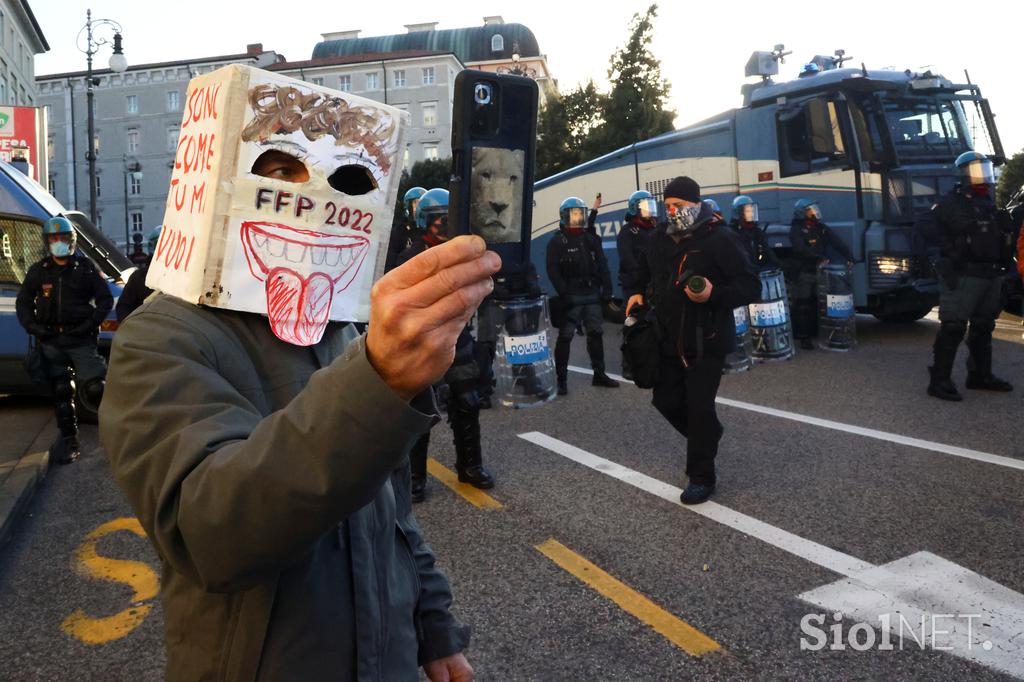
top-left (0, 216), bottom-right (45, 287)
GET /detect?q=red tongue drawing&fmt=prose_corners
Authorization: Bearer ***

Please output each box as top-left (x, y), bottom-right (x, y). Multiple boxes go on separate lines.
top-left (265, 268), bottom-right (334, 346)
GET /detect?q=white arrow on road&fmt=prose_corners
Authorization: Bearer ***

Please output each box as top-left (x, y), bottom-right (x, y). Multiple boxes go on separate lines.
top-left (519, 431), bottom-right (1024, 678)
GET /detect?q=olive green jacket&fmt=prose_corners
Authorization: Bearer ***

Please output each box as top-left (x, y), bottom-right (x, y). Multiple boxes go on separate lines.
top-left (100, 294), bottom-right (469, 681)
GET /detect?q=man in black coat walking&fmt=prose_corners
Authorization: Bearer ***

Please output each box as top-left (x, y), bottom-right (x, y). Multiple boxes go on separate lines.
top-left (626, 177), bottom-right (758, 504)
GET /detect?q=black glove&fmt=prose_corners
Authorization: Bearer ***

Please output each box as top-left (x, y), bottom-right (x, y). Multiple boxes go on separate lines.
top-left (27, 323), bottom-right (55, 341)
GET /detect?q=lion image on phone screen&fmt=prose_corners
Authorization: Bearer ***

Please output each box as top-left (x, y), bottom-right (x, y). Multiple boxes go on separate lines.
top-left (470, 147), bottom-right (525, 243)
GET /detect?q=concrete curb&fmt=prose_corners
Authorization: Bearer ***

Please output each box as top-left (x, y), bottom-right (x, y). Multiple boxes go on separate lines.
top-left (0, 418), bottom-right (55, 550)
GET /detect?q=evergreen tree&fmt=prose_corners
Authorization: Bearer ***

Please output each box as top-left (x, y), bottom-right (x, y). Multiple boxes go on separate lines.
top-left (392, 158), bottom-right (451, 228)
top-left (536, 81), bottom-right (606, 179)
top-left (996, 149), bottom-right (1024, 207)
top-left (590, 4), bottom-right (675, 156)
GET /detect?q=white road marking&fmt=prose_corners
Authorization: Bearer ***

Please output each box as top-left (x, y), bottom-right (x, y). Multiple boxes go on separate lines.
top-left (518, 431), bottom-right (873, 577)
top-left (519, 430), bottom-right (1024, 678)
top-left (567, 365), bottom-right (1024, 472)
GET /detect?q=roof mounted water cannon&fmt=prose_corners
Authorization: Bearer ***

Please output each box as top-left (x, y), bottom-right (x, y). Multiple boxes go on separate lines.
top-left (809, 49), bottom-right (852, 72)
top-left (745, 44), bottom-right (792, 81)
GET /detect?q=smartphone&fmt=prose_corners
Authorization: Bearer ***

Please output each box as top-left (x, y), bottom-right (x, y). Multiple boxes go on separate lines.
top-left (448, 70), bottom-right (538, 272)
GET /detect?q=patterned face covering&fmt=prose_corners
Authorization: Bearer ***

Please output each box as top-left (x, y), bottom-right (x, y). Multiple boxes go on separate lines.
top-left (666, 205), bottom-right (702, 235)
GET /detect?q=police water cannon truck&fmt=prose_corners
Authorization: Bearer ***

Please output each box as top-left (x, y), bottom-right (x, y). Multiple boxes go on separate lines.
top-left (531, 47), bottom-right (1005, 322)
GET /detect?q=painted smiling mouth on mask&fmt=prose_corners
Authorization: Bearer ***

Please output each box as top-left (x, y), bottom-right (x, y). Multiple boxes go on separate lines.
top-left (241, 221), bottom-right (370, 346)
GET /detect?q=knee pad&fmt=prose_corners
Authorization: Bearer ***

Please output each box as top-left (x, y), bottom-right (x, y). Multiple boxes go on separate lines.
top-left (938, 320), bottom-right (967, 343)
top-left (52, 376), bottom-right (76, 402)
top-left (80, 377), bottom-right (105, 412)
top-left (968, 319), bottom-right (996, 336)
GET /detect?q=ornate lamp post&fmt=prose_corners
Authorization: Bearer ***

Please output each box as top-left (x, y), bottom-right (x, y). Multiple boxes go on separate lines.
top-left (77, 9), bottom-right (127, 226)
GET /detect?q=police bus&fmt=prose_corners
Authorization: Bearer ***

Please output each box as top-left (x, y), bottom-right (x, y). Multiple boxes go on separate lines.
top-left (531, 49), bottom-right (1006, 322)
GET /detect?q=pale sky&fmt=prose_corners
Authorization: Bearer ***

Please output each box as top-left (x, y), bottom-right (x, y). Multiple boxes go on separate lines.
top-left (31, 0), bottom-right (1023, 156)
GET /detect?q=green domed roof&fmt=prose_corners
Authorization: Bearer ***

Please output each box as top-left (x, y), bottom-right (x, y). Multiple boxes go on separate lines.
top-left (313, 23), bottom-right (540, 64)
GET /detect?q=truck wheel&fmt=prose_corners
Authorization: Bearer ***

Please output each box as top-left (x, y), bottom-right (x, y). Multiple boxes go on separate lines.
top-left (873, 307), bottom-right (933, 323)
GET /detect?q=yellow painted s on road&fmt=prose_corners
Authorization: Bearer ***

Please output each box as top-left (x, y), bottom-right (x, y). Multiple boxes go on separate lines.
top-left (60, 517), bottom-right (159, 645)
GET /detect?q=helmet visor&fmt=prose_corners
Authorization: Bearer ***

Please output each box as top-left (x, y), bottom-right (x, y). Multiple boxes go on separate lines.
top-left (635, 198), bottom-right (659, 219)
top-left (964, 159), bottom-right (995, 186)
top-left (407, 198), bottom-right (420, 219)
top-left (805, 204), bottom-right (822, 221)
top-left (740, 204), bottom-right (759, 223)
top-left (564, 207), bottom-right (588, 229)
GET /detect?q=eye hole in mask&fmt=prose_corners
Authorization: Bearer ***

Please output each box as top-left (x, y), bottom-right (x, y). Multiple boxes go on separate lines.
top-left (328, 165), bottom-right (378, 195)
top-left (251, 149), bottom-right (309, 183)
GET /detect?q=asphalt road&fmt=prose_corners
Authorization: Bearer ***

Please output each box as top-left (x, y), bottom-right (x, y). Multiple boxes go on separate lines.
top-left (0, 314), bottom-right (1021, 681)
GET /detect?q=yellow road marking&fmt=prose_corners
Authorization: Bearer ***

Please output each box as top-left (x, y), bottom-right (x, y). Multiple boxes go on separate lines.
top-left (61, 517), bottom-right (160, 645)
top-left (427, 458), bottom-right (503, 510)
top-left (535, 538), bottom-right (722, 657)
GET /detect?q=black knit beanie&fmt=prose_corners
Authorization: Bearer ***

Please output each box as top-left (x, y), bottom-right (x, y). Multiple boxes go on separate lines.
top-left (663, 176), bottom-right (700, 203)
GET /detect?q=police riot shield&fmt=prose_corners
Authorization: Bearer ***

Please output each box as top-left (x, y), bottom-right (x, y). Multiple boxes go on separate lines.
top-left (494, 296), bottom-right (557, 408)
top-left (748, 268), bottom-right (794, 362)
top-left (724, 306), bottom-right (753, 374)
top-left (817, 263), bottom-right (857, 351)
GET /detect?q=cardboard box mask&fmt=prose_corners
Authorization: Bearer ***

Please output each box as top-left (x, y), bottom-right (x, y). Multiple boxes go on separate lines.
top-left (147, 65), bottom-right (409, 345)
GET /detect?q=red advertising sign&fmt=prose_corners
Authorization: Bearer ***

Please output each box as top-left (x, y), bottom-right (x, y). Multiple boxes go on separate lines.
top-left (0, 105), bottom-right (48, 183)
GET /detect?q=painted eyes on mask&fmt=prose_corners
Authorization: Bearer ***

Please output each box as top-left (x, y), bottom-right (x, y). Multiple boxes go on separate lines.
top-left (251, 149), bottom-right (377, 196)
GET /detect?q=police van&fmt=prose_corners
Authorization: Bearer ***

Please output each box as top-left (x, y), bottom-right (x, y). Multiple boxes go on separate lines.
top-left (531, 49), bottom-right (1006, 322)
top-left (0, 161), bottom-right (130, 400)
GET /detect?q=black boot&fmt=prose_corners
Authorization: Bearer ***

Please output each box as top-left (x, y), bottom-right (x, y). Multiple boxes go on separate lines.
top-left (965, 322), bottom-right (1013, 392)
top-left (587, 334), bottom-right (619, 388)
top-left (452, 402), bottom-right (494, 489)
top-left (555, 336), bottom-right (571, 396)
top-left (409, 433), bottom-right (429, 503)
top-left (928, 322), bottom-right (965, 401)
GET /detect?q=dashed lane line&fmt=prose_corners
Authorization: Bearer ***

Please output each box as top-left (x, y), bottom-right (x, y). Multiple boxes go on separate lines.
top-left (567, 365), bottom-right (1024, 472)
top-left (535, 538), bottom-right (723, 657)
top-left (427, 458), bottom-right (504, 510)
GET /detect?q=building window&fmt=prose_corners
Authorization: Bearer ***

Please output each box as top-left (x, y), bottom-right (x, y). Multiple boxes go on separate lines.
top-left (47, 175), bottom-right (55, 195)
top-left (130, 172), bottom-right (142, 196)
top-left (423, 143), bottom-right (438, 161)
top-left (166, 90), bottom-right (180, 112)
top-left (366, 72), bottom-right (379, 90)
top-left (393, 70), bottom-right (406, 88)
top-left (339, 75), bottom-right (351, 92)
top-left (96, 211), bottom-right (102, 228)
top-left (95, 174), bottom-right (101, 198)
top-left (422, 102), bottom-right (437, 127)
top-left (491, 34), bottom-right (504, 52)
top-left (130, 210), bottom-right (144, 233)
top-left (311, 77), bottom-right (324, 86)
top-left (403, 147), bottom-right (410, 166)
top-left (422, 67), bottom-right (435, 86)
top-left (47, 135), bottom-right (55, 160)
top-left (93, 132), bottom-right (100, 155)
top-left (126, 95), bottom-right (138, 114)
top-left (0, 75), bottom-right (6, 104)
top-left (127, 128), bottom-right (140, 154)
top-left (167, 125), bottom-right (180, 152)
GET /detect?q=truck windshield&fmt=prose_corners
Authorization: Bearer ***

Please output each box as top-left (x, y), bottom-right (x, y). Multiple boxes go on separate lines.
top-left (881, 99), bottom-right (968, 160)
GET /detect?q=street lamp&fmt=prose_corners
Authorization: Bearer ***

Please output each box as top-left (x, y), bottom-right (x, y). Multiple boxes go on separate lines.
top-left (77, 9), bottom-right (127, 227)
top-left (123, 155), bottom-right (141, 259)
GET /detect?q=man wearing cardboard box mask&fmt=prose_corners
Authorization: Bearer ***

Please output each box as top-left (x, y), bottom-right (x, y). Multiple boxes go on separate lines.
top-left (100, 66), bottom-right (491, 681)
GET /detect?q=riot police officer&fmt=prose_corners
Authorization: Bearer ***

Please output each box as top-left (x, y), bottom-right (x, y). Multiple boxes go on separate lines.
top-left (730, 196), bottom-right (781, 269)
top-left (116, 226), bottom-right (162, 322)
top-left (385, 186), bottom-right (427, 271)
top-left (16, 216), bottom-right (113, 464)
top-left (788, 199), bottom-right (853, 350)
top-left (397, 188), bottom-right (495, 501)
top-left (546, 196), bottom-right (619, 395)
top-left (918, 152), bottom-right (1015, 401)
top-left (617, 190), bottom-right (659, 380)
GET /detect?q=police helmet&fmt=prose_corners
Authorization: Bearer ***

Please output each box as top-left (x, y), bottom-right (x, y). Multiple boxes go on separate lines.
top-left (794, 198), bottom-right (822, 222)
top-left (559, 196), bottom-right (588, 229)
top-left (704, 198), bottom-right (721, 213)
top-left (732, 195), bottom-right (759, 224)
top-left (416, 188), bottom-right (449, 231)
top-left (42, 216), bottom-right (77, 253)
top-left (146, 226), bottom-right (163, 255)
top-left (626, 190), bottom-right (658, 221)
top-left (403, 186), bottom-right (427, 221)
top-left (954, 151), bottom-right (995, 188)
top-left (799, 63), bottom-right (820, 77)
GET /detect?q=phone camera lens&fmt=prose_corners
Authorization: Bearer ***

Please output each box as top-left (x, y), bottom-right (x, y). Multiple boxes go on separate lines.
top-left (474, 83), bottom-right (492, 105)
